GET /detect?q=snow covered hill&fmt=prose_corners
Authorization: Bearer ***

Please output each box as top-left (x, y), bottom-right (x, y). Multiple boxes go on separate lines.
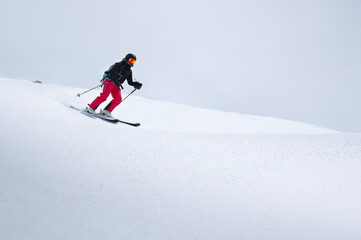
top-left (0, 78), bottom-right (360, 240)
top-left (0, 78), bottom-right (340, 134)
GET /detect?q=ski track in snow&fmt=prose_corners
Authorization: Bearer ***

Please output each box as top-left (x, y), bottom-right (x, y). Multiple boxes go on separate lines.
top-left (0, 78), bottom-right (360, 240)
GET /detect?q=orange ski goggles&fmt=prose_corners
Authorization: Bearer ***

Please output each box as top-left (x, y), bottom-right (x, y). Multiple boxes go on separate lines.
top-left (128, 58), bottom-right (136, 65)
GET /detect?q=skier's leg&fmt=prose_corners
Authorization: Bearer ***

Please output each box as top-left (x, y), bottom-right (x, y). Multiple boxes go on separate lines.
top-left (88, 80), bottom-right (114, 110)
top-left (104, 86), bottom-right (122, 112)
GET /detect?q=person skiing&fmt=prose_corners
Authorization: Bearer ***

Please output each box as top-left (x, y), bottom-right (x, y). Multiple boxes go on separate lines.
top-left (85, 53), bottom-right (142, 118)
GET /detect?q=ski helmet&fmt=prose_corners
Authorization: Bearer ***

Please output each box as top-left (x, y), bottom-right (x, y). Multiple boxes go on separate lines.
top-left (125, 53), bottom-right (136, 61)
top-left (125, 53), bottom-right (137, 67)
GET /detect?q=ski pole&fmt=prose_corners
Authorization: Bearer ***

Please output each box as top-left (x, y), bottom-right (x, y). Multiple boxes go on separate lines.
top-left (120, 77), bottom-right (139, 103)
top-left (76, 84), bottom-right (102, 97)
top-left (121, 88), bottom-right (137, 103)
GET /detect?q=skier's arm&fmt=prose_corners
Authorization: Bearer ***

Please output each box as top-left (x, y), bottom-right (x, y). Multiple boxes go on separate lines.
top-left (127, 72), bottom-right (142, 89)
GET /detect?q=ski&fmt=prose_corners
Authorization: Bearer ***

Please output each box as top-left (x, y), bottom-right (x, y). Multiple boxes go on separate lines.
top-left (68, 105), bottom-right (97, 119)
top-left (68, 105), bottom-right (140, 127)
top-left (94, 113), bottom-right (141, 127)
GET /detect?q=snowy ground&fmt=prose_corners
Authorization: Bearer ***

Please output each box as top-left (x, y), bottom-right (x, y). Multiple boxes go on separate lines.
top-left (0, 78), bottom-right (360, 240)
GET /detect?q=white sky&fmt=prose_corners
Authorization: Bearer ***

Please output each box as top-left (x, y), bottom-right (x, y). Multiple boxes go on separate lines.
top-left (1, 0), bottom-right (360, 132)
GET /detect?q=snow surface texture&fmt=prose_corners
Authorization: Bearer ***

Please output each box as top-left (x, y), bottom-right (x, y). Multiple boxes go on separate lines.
top-left (0, 78), bottom-right (360, 240)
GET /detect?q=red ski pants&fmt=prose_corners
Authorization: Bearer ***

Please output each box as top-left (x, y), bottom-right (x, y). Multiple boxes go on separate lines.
top-left (88, 79), bottom-right (122, 112)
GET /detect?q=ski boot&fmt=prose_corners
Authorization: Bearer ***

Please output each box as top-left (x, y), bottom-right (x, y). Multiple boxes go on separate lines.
top-left (101, 109), bottom-right (113, 118)
top-left (85, 106), bottom-right (95, 114)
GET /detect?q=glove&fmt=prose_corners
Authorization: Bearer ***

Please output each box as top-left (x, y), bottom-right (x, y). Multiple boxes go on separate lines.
top-left (133, 82), bottom-right (143, 90)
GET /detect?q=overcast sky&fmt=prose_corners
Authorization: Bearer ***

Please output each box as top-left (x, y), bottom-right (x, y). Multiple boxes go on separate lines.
top-left (1, 0), bottom-right (360, 132)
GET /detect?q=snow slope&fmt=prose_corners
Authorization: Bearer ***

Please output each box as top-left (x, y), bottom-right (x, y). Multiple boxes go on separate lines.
top-left (0, 78), bottom-right (360, 240)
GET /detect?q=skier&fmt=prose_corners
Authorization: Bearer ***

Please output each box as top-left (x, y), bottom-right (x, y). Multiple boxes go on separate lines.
top-left (85, 53), bottom-right (142, 117)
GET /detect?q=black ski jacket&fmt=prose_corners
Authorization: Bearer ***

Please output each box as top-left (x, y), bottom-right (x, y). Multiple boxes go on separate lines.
top-left (104, 60), bottom-right (137, 87)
